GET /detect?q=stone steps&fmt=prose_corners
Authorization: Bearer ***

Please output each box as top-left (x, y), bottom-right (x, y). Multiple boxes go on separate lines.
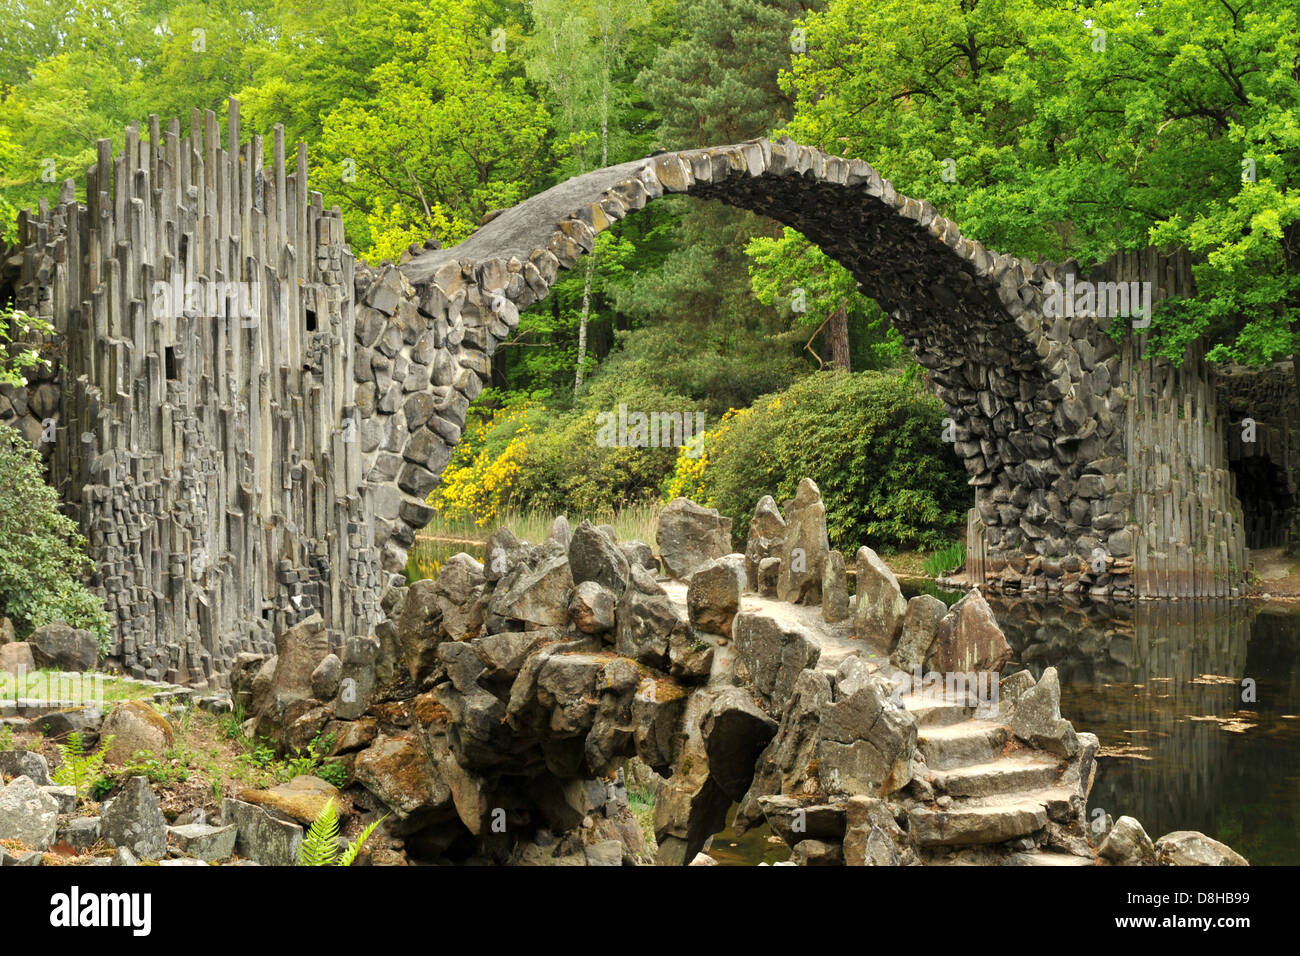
top-left (928, 753), bottom-right (1062, 798)
top-left (915, 720), bottom-right (1008, 770)
top-left (896, 692), bottom-right (975, 727)
top-left (908, 798), bottom-right (1048, 848)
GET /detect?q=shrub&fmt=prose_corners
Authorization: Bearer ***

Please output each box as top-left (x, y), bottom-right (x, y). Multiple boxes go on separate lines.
top-left (0, 421), bottom-right (111, 648)
top-left (665, 369), bottom-right (970, 552)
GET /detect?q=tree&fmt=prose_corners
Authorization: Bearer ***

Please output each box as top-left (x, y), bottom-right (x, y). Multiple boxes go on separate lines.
top-left (781, 0), bottom-right (1300, 405)
top-left (527, 0), bottom-right (645, 392)
top-left (312, 0), bottom-right (551, 256)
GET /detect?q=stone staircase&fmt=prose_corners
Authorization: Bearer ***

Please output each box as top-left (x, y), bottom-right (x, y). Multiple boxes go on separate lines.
top-left (898, 688), bottom-right (1097, 866)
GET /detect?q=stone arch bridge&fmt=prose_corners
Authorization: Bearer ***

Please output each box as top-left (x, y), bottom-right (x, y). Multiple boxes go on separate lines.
top-left (1, 102), bottom-right (1275, 684)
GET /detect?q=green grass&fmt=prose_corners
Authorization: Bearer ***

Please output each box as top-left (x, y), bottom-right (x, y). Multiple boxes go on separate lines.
top-left (923, 541), bottom-right (967, 578)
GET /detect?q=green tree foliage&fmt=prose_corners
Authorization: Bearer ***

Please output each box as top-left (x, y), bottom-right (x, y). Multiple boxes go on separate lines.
top-left (666, 369), bottom-right (969, 552)
top-left (781, 0), bottom-right (1300, 379)
top-left (746, 227), bottom-right (906, 371)
top-left (313, 0), bottom-right (551, 257)
top-left (0, 421), bottom-right (111, 646)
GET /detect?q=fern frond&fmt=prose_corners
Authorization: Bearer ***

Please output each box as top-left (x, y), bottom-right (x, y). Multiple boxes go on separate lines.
top-left (297, 798), bottom-right (340, 866)
top-left (337, 813), bottom-right (388, 867)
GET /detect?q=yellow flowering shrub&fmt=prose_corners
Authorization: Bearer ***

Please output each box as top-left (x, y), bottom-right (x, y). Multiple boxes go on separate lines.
top-left (429, 401), bottom-right (539, 525)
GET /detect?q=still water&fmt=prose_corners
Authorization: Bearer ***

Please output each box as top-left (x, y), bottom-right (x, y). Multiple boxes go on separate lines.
top-left (994, 596), bottom-right (1300, 866)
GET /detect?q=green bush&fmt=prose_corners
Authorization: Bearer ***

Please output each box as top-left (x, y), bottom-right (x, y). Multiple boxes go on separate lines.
top-left (666, 369), bottom-right (970, 553)
top-left (510, 372), bottom-right (699, 516)
top-left (0, 421), bottom-right (111, 648)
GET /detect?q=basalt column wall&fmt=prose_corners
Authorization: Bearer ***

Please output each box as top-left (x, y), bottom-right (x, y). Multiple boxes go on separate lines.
top-left (3, 102), bottom-right (382, 686)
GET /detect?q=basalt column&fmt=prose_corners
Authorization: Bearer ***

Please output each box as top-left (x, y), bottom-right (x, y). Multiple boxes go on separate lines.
top-left (3, 102), bottom-right (382, 686)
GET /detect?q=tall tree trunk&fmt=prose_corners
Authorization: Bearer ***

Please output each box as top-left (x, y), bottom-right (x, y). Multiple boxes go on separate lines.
top-left (575, 253), bottom-right (596, 390)
top-left (826, 304), bottom-right (851, 371)
top-left (575, 37), bottom-right (614, 394)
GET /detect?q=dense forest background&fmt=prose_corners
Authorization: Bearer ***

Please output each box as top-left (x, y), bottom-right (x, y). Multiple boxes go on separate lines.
top-left (1, 0), bottom-right (1295, 560)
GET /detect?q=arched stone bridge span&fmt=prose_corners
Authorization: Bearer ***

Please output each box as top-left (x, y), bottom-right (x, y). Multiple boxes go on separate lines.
top-left (2, 103), bottom-right (1249, 683)
top-left (363, 139), bottom-right (1245, 601)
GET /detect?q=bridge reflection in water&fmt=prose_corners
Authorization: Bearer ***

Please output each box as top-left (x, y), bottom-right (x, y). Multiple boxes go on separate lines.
top-left (990, 596), bottom-right (1300, 865)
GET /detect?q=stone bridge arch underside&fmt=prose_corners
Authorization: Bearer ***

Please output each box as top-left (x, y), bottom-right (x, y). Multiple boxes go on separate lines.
top-left (364, 139), bottom-right (1247, 602)
top-left (3, 109), bottom-right (1250, 682)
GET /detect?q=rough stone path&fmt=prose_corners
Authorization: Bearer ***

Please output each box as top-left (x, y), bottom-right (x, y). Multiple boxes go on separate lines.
top-left (663, 579), bottom-right (1098, 865)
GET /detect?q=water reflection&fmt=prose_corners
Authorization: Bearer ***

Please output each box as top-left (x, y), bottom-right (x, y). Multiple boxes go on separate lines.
top-left (990, 596), bottom-right (1300, 865)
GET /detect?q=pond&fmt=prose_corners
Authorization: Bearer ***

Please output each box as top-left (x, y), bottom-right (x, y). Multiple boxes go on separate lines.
top-left (992, 595), bottom-right (1300, 866)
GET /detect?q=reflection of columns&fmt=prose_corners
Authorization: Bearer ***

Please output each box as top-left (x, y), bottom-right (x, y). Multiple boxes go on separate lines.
top-left (991, 596), bottom-right (1268, 848)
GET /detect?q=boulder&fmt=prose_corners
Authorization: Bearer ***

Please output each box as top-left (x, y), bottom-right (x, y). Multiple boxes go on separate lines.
top-left (1154, 830), bottom-right (1249, 866)
top-left (821, 550), bottom-right (850, 623)
top-left (655, 498), bottom-right (732, 580)
top-left (667, 625), bottom-right (714, 681)
top-left (732, 609), bottom-right (821, 718)
top-left (757, 796), bottom-right (846, 845)
top-left (484, 528), bottom-right (528, 582)
top-left (569, 520), bottom-right (630, 596)
top-left (58, 816), bottom-right (101, 853)
top-left (310, 653), bottom-right (343, 701)
top-left (686, 553), bottom-right (746, 636)
top-left (744, 496), bottom-right (786, 590)
top-left (569, 581), bottom-right (616, 635)
top-left (434, 552), bottom-right (486, 640)
top-left (757, 557), bottom-right (781, 597)
top-left (890, 594), bottom-right (948, 674)
top-left (27, 622), bottom-right (98, 671)
top-left (0, 617), bottom-right (13, 644)
top-left (352, 733), bottom-right (451, 829)
top-left (1098, 815), bottom-right (1155, 866)
top-left (100, 775), bottom-right (168, 860)
top-left (777, 479), bottom-right (829, 604)
top-left (925, 588), bottom-right (1012, 676)
top-left (0, 642), bottom-right (34, 675)
top-left (619, 540), bottom-right (658, 573)
top-left (843, 795), bottom-right (911, 866)
top-left (26, 706), bottom-right (103, 741)
top-left (221, 797), bottom-right (303, 866)
top-left (0, 775), bottom-right (59, 850)
top-left (853, 546), bottom-right (907, 647)
top-left (42, 784), bottom-right (76, 813)
top-left (168, 822), bottom-right (238, 861)
top-left (1008, 667), bottom-right (1078, 758)
top-left (816, 657), bottom-right (916, 797)
top-left (100, 700), bottom-right (175, 765)
top-left (791, 839), bottom-right (844, 866)
top-left (239, 775), bottom-right (341, 827)
top-left (0, 750), bottom-right (52, 786)
top-left (615, 565), bottom-right (681, 668)
top-left (396, 579), bottom-right (445, 686)
top-left (336, 635), bottom-right (380, 719)
top-left (489, 553), bottom-right (574, 629)
top-left (269, 614), bottom-right (331, 700)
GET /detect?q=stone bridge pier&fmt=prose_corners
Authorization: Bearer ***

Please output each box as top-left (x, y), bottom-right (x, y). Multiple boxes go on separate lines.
top-left (0, 102), bottom-right (1262, 681)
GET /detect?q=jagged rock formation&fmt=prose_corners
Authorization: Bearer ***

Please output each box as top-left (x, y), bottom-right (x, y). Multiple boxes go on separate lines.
top-left (224, 487), bottom-right (1242, 866)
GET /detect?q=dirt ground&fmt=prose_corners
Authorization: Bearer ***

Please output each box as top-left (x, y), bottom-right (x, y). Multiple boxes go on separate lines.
top-left (1248, 547), bottom-right (1300, 599)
